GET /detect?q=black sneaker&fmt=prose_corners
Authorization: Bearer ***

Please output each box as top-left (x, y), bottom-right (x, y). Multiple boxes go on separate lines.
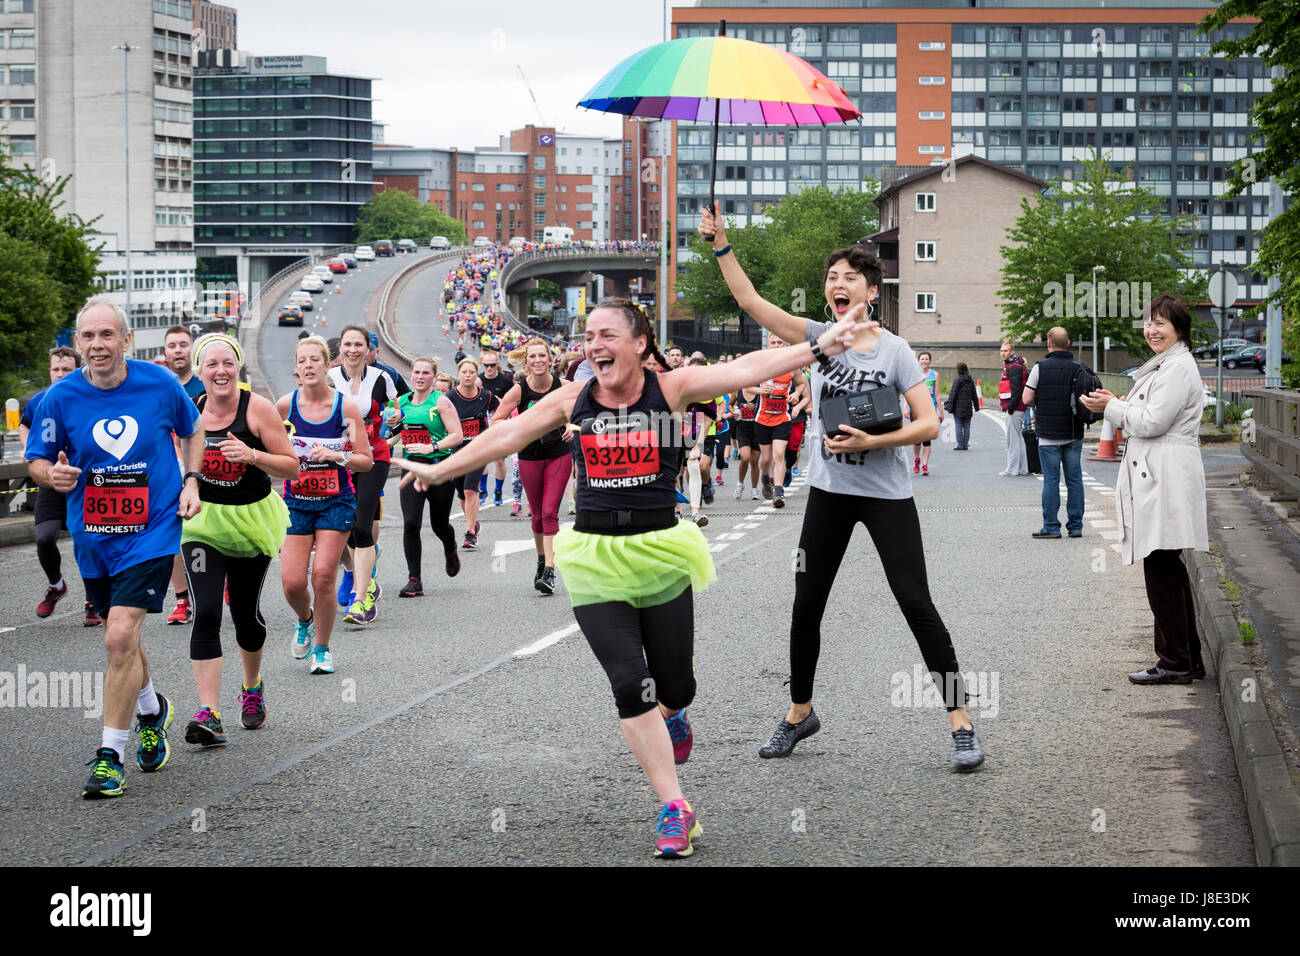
top-left (772, 488), bottom-right (785, 509)
top-left (536, 566), bottom-right (556, 595)
top-left (761, 477), bottom-right (773, 501)
top-left (185, 706), bottom-right (227, 746)
top-left (1031, 530), bottom-right (1062, 539)
top-left (951, 727), bottom-right (985, 772)
top-left (136, 693), bottom-right (174, 772)
top-left (398, 576), bottom-right (423, 597)
top-left (445, 548), bottom-right (461, 577)
top-left (1068, 530), bottom-right (1083, 538)
top-left (462, 531), bottom-right (478, 551)
top-left (758, 708), bottom-right (821, 758)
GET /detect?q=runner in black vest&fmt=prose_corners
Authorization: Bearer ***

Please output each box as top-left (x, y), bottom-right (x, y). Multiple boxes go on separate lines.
top-left (392, 297), bottom-right (869, 859)
top-left (446, 357), bottom-right (499, 551)
top-left (180, 335), bottom-right (300, 746)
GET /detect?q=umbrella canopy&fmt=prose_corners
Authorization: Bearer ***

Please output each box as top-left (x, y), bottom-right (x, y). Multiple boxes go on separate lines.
top-left (578, 34), bottom-right (860, 126)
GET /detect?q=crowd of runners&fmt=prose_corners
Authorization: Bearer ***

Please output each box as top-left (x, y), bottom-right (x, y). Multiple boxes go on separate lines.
top-left (21, 228), bottom-right (988, 861)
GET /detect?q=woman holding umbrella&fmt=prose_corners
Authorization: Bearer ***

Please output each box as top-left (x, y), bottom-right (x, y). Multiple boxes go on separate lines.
top-left (699, 206), bottom-right (986, 773)
top-left (393, 297), bottom-right (872, 858)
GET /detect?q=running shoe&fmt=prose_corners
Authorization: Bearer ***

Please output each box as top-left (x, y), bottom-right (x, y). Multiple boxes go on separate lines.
top-left (733, 483), bottom-right (743, 500)
top-left (478, 476), bottom-right (488, 497)
top-left (758, 708), bottom-right (821, 758)
top-left (783, 471), bottom-right (792, 488)
top-left (772, 488), bottom-right (785, 509)
top-left (510, 501), bottom-right (523, 517)
top-left (791, 467), bottom-right (801, 477)
top-left (185, 707), bottom-right (227, 746)
top-left (702, 486), bottom-right (714, 505)
top-left (36, 580), bottom-right (68, 618)
top-left (337, 569), bottom-right (355, 608)
top-left (494, 491), bottom-right (503, 507)
top-left (166, 597), bottom-right (192, 625)
top-left (291, 614), bottom-right (314, 659)
top-left (343, 598), bottom-right (369, 625)
top-left (751, 488), bottom-right (761, 501)
top-left (399, 577), bottom-right (423, 597)
top-left (913, 458), bottom-right (921, 474)
top-left (536, 566), bottom-right (556, 595)
top-left (475, 520), bottom-right (480, 536)
top-left (951, 726), bottom-right (984, 772)
top-left (83, 602), bottom-right (103, 627)
top-left (921, 464), bottom-right (929, 477)
top-left (462, 531), bottom-right (478, 551)
top-left (239, 681), bottom-right (267, 730)
top-left (360, 580), bottom-right (380, 624)
top-left (664, 707), bottom-right (693, 764)
top-left (136, 692), bottom-right (174, 772)
top-left (732, 449), bottom-right (740, 460)
top-left (761, 476), bottom-right (773, 500)
top-left (307, 644), bottom-right (335, 675)
top-left (82, 747), bottom-right (125, 800)
top-left (445, 548), bottom-right (461, 577)
top-left (716, 474), bottom-right (724, 486)
top-left (691, 512), bottom-right (709, 529)
top-left (654, 799), bottom-right (701, 859)
top-left (568, 499), bottom-right (576, 515)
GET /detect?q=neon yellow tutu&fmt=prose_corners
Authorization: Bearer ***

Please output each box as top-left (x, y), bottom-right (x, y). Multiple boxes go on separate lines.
top-left (553, 519), bottom-right (716, 609)
top-left (181, 492), bottom-right (288, 558)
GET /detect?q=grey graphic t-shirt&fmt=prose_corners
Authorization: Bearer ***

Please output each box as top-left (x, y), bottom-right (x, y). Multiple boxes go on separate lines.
top-left (805, 321), bottom-right (925, 499)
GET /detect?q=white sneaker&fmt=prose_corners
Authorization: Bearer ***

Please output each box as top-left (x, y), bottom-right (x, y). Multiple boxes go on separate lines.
top-left (751, 488), bottom-right (761, 500)
top-left (291, 617), bottom-right (314, 659)
top-left (691, 512), bottom-right (709, 529)
top-left (733, 483), bottom-right (743, 500)
top-left (307, 644), bottom-right (334, 675)
top-left (997, 470), bottom-right (1011, 477)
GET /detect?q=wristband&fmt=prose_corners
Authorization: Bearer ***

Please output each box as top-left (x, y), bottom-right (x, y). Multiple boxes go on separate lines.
top-left (713, 244), bottom-right (732, 258)
top-left (809, 340), bottom-right (831, 368)
top-left (183, 471), bottom-right (202, 485)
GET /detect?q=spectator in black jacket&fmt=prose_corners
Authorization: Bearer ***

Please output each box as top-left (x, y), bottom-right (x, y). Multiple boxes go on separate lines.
top-left (1022, 327), bottom-right (1085, 539)
top-left (944, 362), bottom-right (979, 449)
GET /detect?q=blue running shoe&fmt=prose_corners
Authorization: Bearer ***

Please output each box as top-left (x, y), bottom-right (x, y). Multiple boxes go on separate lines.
top-left (337, 569), bottom-right (354, 608)
top-left (136, 692), bottom-right (174, 772)
top-left (82, 747), bottom-right (125, 799)
top-left (307, 644), bottom-right (335, 675)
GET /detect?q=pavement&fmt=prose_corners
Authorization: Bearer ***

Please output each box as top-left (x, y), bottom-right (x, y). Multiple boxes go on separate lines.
top-left (0, 413), bottom-right (1260, 866)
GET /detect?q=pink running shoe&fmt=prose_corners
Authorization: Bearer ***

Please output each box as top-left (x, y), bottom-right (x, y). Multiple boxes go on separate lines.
top-left (663, 706), bottom-right (693, 765)
top-left (654, 799), bottom-right (702, 859)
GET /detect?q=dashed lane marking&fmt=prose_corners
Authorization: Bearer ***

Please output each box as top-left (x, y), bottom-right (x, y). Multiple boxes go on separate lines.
top-left (514, 623), bottom-right (580, 657)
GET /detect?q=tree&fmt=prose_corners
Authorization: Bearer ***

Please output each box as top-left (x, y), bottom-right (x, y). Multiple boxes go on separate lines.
top-left (0, 154), bottom-right (102, 396)
top-left (998, 151), bottom-right (1204, 359)
top-left (1200, 1), bottom-right (1299, 386)
top-left (676, 186), bottom-right (878, 323)
top-left (354, 188), bottom-right (466, 245)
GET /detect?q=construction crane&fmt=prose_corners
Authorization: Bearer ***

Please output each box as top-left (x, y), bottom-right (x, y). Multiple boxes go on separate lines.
top-left (517, 65), bottom-right (550, 129)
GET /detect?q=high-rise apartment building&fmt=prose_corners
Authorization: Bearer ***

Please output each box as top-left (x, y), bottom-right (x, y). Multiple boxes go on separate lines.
top-left (193, 51), bottom-right (374, 296)
top-left (671, 1), bottom-right (1270, 345)
top-left (0, 0), bottom-right (197, 358)
top-left (192, 0), bottom-right (235, 54)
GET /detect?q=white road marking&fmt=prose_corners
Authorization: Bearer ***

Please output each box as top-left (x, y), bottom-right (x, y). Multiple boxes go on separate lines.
top-left (709, 542), bottom-right (730, 552)
top-left (1100, 530), bottom-right (1121, 541)
top-left (735, 522), bottom-right (761, 530)
top-left (492, 539), bottom-right (538, 558)
top-left (1089, 518), bottom-right (1116, 528)
top-left (514, 622), bottom-right (580, 657)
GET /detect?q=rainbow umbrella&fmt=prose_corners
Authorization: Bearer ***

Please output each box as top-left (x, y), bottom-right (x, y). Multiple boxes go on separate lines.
top-left (578, 20), bottom-right (860, 236)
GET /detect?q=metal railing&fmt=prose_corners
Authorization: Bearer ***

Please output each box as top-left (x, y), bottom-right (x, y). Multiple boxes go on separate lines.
top-left (1242, 388), bottom-right (1300, 499)
top-left (376, 248), bottom-right (469, 368)
top-left (497, 244), bottom-right (661, 332)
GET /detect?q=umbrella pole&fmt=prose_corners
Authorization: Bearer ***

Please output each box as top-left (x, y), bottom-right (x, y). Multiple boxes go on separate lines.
top-left (700, 19), bottom-right (726, 242)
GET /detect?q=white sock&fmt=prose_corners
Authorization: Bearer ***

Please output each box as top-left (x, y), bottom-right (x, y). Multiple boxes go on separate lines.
top-left (687, 463), bottom-right (701, 511)
top-left (137, 681), bottom-right (160, 717)
top-left (101, 726), bottom-right (129, 762)
top-left (52, 578), bottom-right (65, 590)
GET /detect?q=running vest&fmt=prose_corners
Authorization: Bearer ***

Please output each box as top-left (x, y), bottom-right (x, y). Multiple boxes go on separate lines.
top-left (396, 391), bottom-right (450, 463)
top-left (756, 373), bottom-right (793, 425)
top-left (448, 385), bottom-right (496, 446)
top-left (518, 375), bottom-right (566, 461)
top-left (570, 367), bottom-right (681, 512)
top-left (196, 391), bottom-right (270, 506)
top-left (328, 365), bottom-right (393, 463)
top-left (735, 391), bottom-right (759, 424)
top-left (923, 368), bottom-right (938, 409)
top-left (284, 390), bottom-right (354, 500)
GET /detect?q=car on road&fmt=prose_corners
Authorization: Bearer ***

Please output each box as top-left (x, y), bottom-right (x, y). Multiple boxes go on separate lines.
top-left (288, 290), bottom-right (314, 311)
top-left (1115, 365), bottom-right (1141, 377)
top-left (277, 306), bottom-right (304, 327)
top-left (397, 239), bottom-right (418, 255)
top-left (355, 245), bottom-right (375, 261)
top-left (430, 235), bottom-right (450, 250)
top-left (1193, 337), bottom-right (1249, 360)
top-left (1223, 346), bottom-right (1293, 371)
top-left (300, 274), bottom-right (324, 293)
top-left (310, 264), bottom-right (334, 283)
top-left (340, 253), bottom-right (358, 269)
top-left (472, 236), bottom-right (492, 248)
top-left (327, 257), bottom-right (348, 273)
top-left (374, 240), bottom-right (395, 257)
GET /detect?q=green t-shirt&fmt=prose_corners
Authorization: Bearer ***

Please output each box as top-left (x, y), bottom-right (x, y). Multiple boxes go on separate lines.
top-left (396, 392), bottom-right (450, 462)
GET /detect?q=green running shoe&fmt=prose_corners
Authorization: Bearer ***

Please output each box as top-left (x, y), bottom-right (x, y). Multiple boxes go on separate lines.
top-left (136, 692), bottom-right (174, 772)
top-left (82, 747), bottom-right (125, 799)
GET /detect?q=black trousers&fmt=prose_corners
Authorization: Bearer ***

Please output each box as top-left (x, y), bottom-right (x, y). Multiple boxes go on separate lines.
top-left (1143, 548), bottom-right (1204, 674)
top-left (573, 588), bottom-right (696, 719)
top-left (791, 486), bottom-right (965, 710)
top-left (348, 461), bottom-right (389, 549)
top-left (399, 480), bottom-right (458, 579)
top-left (181, 542), bottom-right (272, 660)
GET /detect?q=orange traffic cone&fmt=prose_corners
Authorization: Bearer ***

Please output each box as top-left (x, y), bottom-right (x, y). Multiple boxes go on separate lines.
top-left (334, 284), bottom-right (342, 293)
top-left (975, 379), bottom-right (984, 410)
top-left (1088, 419), bottom-right (1122, 462)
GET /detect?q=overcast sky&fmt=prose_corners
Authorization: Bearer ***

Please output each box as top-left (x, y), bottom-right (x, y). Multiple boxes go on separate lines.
top-left (237, 0), bottom-right (685, 149)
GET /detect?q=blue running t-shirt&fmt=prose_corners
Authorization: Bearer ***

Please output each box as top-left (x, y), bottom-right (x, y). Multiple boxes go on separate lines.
top-left (25, 360), bottom-right (201, 578)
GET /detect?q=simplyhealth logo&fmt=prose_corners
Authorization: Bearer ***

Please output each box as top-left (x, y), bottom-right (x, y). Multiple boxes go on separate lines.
top-left (49, 887), bottom-right (151, 936)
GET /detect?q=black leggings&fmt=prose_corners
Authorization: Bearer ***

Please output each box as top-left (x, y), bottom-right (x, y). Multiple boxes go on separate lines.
top-left (791, 487), bottom-right (965, 710)
top-left (1143, 548), bottom-right (1204, 674)
top-left (181, 542), bottom-right (272, 660)
top-left (35, 519), bottom-right (64, 586)
top-left (348, 461), bottom-right (389, 549)
top-left (399, 479), bottom-right (458, 578)
top-left (572, 587), bottom-right (696, 719)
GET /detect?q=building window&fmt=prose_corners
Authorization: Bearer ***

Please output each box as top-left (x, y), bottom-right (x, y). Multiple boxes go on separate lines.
top-left (6, 65), bottom-right (35, 85)
top-left (533, 155), bottom-right (546, 170)
top-left (916, 192), bottom-right (936, 212)
top-left (533, 211), bottom-right (545, 226)
top-left (534, 174), bottom-right (546, 189)
top-left (918, 41), bottom-right (946, 51)
top-left (918, 76), bottom-right (946, 86)
top-left (472, 183), bottom-right (485, 191)
top-left (471, 202), bottom-right (485, 210)
top-left (915, 241), bottom-right (936, 261)
top-left (918, 111), bottom-right (946, 121)
top-left (918, 146), bottom-right (946, 155)
top-left (916, 293), bottom-right (936, 312)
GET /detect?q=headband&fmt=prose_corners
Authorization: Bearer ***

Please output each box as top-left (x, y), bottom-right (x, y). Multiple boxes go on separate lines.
top-left (193, 332), bottom-right (244, 372)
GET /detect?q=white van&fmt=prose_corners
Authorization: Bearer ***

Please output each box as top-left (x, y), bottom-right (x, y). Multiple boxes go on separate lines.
top-left (543, 226), bottom-right (573, 244)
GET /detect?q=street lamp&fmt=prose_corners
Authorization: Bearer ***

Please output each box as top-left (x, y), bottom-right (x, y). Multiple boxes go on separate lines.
top-left (112, 41), bottom-right (137, 326)
top-left (1091, 264), bottom-right (1105, 371)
